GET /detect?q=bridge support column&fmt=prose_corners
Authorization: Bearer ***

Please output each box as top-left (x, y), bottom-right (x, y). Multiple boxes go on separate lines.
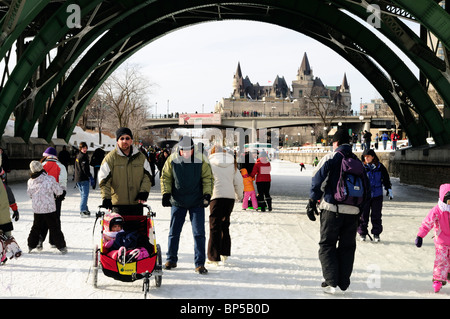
top-left (251, 120), bottom-right (257, 143)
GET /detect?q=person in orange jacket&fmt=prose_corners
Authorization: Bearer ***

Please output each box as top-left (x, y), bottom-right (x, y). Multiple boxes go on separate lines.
top-left (240, 168), bottom-right (258, 211)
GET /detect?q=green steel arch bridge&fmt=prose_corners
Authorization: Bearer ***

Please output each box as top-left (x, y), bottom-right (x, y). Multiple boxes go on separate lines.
top-left (0, 0), bottom-right (449, 148)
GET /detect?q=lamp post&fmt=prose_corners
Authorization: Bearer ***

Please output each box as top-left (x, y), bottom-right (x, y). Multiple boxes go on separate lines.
top-left (359, 115), bottom-right (364, 133)
top-left (232, 96), bottom-right (235, 116)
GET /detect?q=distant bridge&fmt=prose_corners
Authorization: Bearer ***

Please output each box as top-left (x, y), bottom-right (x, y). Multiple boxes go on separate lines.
top-left (143, 114), bottom-right (393, 131)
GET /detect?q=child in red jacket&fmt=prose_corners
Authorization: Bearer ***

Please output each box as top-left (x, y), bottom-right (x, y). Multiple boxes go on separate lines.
top-left (251, 151), bottom-right (272, 212)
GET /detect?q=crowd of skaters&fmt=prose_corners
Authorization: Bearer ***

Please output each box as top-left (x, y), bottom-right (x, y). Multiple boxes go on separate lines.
top-left (350, 130), bottom-right (401, 152)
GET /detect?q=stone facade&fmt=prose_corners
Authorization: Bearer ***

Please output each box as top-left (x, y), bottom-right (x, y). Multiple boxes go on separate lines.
top-left (215, 52), bottom-right (352, 117)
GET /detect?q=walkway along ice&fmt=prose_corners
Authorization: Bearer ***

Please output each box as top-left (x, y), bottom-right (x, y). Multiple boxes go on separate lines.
top-left (0, 160), bottom-right (445, 299)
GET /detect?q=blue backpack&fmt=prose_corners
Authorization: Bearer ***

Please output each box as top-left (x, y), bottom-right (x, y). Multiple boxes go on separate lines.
top-left (334, 151), bottom-right (367, 206)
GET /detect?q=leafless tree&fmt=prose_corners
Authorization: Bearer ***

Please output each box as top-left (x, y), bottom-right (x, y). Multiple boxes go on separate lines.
top-left (99, 63), bottom-right (152, 140)
top-left (305, 86), bottom-right (348, 144)
top-left (83, 93), bottom-right (108, 144)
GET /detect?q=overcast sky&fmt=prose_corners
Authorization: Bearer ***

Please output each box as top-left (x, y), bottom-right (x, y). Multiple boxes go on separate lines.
top-left (128, 19), bottom-right (420, 115)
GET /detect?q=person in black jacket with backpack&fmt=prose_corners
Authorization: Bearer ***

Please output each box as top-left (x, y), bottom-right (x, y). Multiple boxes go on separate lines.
top-left (306, 129), bottom-right (370, 294)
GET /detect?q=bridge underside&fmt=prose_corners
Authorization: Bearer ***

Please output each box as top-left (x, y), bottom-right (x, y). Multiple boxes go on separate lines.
top-left (0, 0), bottom-right (449, 147)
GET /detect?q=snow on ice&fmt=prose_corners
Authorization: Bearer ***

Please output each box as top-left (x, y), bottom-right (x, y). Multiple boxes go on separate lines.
top-left (0, 125), bottom-right (446, 300)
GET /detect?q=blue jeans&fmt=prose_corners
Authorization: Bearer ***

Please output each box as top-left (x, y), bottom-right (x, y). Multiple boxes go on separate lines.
top-left (167, 206), bottom-right (206, 267)
top-left (76, 180), bottom-right (90, 212)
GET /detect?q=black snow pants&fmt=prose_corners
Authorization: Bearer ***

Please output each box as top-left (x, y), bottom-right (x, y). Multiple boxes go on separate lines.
top-left (318, 209), bottom-right (359, 291)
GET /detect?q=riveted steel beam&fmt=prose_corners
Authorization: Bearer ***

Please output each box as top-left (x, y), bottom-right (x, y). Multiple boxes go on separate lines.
top-left (15, 1), bottom-right (154, 141)
top-left (54, 0), bottom-right (429, 145)
top-left (0, 0), bottom-right (448, 147)
top-left (391, 0), bottom-right (450, 50)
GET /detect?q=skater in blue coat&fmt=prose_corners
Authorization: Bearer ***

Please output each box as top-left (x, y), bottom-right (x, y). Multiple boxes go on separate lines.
top-left (358, 149), bottom-right (392, 242)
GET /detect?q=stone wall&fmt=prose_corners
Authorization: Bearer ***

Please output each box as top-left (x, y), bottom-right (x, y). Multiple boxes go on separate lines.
top-left (279, 146), bottom-right (449, 189)
top-left (1, 137), bottom-right (77, 182)
top-left (392, 145), bottom-right (450, 189)
top-left (279, 150), bottom-right (395, 174)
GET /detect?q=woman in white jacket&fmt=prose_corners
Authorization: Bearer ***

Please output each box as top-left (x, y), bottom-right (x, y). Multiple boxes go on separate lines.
top-left (207, 145), bottom-right (243, 264)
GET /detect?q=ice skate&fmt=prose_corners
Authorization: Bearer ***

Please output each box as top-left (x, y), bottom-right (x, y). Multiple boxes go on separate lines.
top-left (117, 246), bottom-right (127, 265)
top-left (433, 281), bottom-right (443, 293)
top-left (0, 239), bottom-right (6, 264)
top-left (126, 248), bottom-right (140, 263)
top-left (0, 233), bottom-right (22, 260)
top-left (207, 259), bottom-right (220, 266)
top-left (220, 255), bottom-right (228, 264)
top-left (321, 282), bottom-right (337, 294)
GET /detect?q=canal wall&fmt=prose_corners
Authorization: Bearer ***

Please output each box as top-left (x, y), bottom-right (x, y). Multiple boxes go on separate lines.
top-left (1, 137), bottom-right (78, 182)
top-left (279, 145), bottom-right (450, 189)
top-left (1, 136), bottom-right (449, 189)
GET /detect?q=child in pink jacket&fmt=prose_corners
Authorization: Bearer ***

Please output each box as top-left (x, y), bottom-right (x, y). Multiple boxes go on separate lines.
top-left (416, 183), bottom-right (450, 293)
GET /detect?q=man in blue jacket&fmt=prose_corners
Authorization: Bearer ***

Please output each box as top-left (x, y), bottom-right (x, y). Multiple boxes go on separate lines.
top-left (307, 129), bottom-right (370, 294)
top-left (160, 136), bottom-right (214, 275)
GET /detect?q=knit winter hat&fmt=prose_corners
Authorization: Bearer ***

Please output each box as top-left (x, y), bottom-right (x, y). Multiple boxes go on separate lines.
top-left (115, 127), bottom-right (133, 141)
top-left (178, 136), bottom-right (194, 150)
top-left (363, 148), bottom-right (376, 157)
top-left (43, 147), bottom-right (57, 157)
top-left (30, 160), bottom-right (43, 173)
top-left (332, 129), bottom-right (350, 145)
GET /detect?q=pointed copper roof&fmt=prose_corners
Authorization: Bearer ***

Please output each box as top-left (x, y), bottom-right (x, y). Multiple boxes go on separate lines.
top-left (341, 72), bottom-right (349, 90)
top-left (234, 62), bottom-right (243, 79)
top-left (299, 52), bottom-right (311, 76)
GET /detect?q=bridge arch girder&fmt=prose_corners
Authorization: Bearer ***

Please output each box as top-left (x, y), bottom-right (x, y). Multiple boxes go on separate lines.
top-left (0, 0), bottom-right (448, 146)
top-left (52, 0), bottom-right (436, 145)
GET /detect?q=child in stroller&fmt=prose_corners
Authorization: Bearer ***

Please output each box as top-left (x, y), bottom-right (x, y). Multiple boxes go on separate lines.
top-left (103, 213), bottom-right (152, 264)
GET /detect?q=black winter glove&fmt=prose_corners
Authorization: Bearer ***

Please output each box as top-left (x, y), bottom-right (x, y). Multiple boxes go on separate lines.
top-left (58, 190), bottom-right (66, 201)
top-left (12, 210), bottom-right (19, 221)
top-left (415, 236), bottom-right (423, 248)
top-left (135, 192), bottom-right (149, 202)
top-left (102, 198), bottom-right (113, 210)
top-left (202, 194), bottom-right (211, 207)
top-left (306, 198), bottom-right (319, 221)
top-left (162, 193), bottom-right (172, 207)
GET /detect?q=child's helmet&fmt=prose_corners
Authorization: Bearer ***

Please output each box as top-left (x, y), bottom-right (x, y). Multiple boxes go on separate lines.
top-left (103, 212), bottom-right (123, 231)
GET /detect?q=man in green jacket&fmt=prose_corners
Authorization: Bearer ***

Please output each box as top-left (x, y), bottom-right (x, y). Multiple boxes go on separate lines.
top-left (99, 127), bottom-right (152, 214)
top-left (160, 136), bottom-right (214, 274)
